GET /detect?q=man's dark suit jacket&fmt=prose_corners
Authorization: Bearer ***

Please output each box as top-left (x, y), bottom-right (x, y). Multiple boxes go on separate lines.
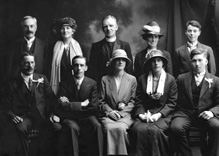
top-left (174, 72), bottom-right (219, 117)
top-left (134, 48), bottom-right (173, 78)
top-left (88, 38), bottom-right (133, 85)
top-left (173, 43), bottom-right (216, 78)
top-left (2, 73), bottom-right (55, 120)
top-left (56, 76), bottom-right (98, 120)
top-left (7, 37), bottom-right (46, 80)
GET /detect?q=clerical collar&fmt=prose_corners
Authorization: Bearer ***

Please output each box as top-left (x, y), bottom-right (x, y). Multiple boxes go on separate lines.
top-left (21, 73), bottom-right (33, 83)
top-left (24, 36), bottom-right (35, 44)
top-left (105, 36), bottom-right (116, 42)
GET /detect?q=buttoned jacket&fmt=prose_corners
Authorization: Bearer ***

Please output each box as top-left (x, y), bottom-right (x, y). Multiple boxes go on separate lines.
top-left (174, 72), bottom-right (219, 117)
top-left (2, 73), bottom-right (55, 119)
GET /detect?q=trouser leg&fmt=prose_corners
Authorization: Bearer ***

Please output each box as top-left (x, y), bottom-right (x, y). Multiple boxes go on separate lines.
top-left (170, 117), bottom-right (192, 156)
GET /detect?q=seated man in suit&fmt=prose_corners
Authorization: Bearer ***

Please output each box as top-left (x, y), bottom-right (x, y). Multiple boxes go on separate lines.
top-left (1, 52), bottom-right (59, 156)
top-left (173, 20), bottom-right (216, 78)
top-left (170, 48), bottom-right (219, 156)
top-left (55, 55), bottom-right (103, 156)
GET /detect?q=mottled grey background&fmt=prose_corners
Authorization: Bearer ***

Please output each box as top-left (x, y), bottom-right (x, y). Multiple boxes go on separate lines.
top-left (0, 0), bottom-right (218, 82)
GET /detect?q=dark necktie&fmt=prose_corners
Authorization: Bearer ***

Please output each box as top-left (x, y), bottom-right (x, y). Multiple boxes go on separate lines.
top-left (65, 47), bottom-right (71, 65)
top-left (28, 78), bottom-right (33, 91)
top-left (76, 81), bottom-right (80, 90)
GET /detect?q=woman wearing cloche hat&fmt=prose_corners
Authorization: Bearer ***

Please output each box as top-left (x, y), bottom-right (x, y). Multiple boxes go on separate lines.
top-left (48, 17), bottom-right (83, 95)
top-left (132, 49), bottom-right (177, 156)
top-left (134, 21), bottom-right (173, 78)
top-left (99, 49), bottom-right (137, 156)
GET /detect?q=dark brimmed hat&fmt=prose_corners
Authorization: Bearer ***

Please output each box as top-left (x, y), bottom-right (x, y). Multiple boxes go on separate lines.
top-left (107, 49), bottom-right (132, 67)
top-left (144, 50), bottom-right (168, 69)
top-left (141, 21), bottom-right (163, 37)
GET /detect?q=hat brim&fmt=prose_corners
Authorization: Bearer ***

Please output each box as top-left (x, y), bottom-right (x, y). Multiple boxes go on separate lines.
top-left (141, 32), bottom-right (163, 37)
top-left (107, 56), bottom-right (132, 68)
top-left (144, 56), bottom-right (168, 69)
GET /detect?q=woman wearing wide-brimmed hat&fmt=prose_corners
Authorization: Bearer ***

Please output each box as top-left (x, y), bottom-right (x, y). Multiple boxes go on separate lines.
top-left (99, 49), bottom-right (137, 156)
top-left (134, 21), bottom-right (173, 78)
top-left (48, 17), bottom-right (83, 94)
top-left (132, 50), bottom-right (177, 156)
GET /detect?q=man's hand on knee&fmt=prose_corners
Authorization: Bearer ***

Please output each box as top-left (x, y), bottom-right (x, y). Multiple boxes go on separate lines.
top-left (199, 111), bottom-right (214, 120)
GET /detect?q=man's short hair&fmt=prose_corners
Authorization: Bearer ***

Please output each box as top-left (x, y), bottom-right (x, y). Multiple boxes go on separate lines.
top-left (21, 15), bottom-right (37, 26)
top-left (20, 52), bottom-right (34, 64)
top-left (186, 20), bottom-right (201, 30)
top-left (190, 48), bottom-right (208, 60)
top-left (101, 15), bottom-right (117, 26)
top-left (72, 55), bottom-right (87, 65)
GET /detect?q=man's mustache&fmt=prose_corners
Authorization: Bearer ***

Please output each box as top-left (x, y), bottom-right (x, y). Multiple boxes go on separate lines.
top-left (25, 30), bottom-right (34, 34)
top-left (23, 67), bottom-right (35, 71)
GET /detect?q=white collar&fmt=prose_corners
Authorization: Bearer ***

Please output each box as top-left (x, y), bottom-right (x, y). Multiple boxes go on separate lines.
top-left (24, 36), bottom-right (35, 44)
top-left (194, 70), bottom-right (206, 77)
top-left (105, 36), bottom-right (116, 42)
top-left (21, 73), bottom-right (33, 83)
top-left (187, 41), bottom-right (198, 47)
top-left (74, 76), bottom-right (84, 85)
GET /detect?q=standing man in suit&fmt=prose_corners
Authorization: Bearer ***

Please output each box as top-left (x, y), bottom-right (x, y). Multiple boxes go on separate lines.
top-left (88, 15), bottom-right (133, 87)
top-left (55, 55), bottom-right (103, 156)
top-left (134, 21), bottom-right (173, 78)
top-left (7, 15), bottom-right (46, 80)
top-left (173, 20), bottom-right (216, 78)
top-left (1, 52), bottom-right (59, 156)
top-left (170, 48), bottom-right (219, 156)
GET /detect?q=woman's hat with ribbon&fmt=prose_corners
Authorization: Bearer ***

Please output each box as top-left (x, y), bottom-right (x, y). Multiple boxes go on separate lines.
top-left (144, 49), bottom-right (168, 69)
top-left (106, 49), bottom-right (132, 67)
top-left (141, 21), bottom-right (163, 37)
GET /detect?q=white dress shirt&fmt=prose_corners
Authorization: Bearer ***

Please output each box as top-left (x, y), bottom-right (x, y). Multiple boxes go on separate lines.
top-left (194, 70), bottom-right (205, 86)
top-left (187, 41), bottom-right (198, 53)
top-left (24, 36), bottom-right (35, 50)
top-left (21, 73), bottom-right (33, 89)
top-left (74, 76), bottom-right (84, 90)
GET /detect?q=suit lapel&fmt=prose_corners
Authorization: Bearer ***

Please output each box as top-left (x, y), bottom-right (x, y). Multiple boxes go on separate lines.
top-left (113, 40), bottom-right (121, 52)
top-left (197, 42), bottom-right (203, 49)
top-left (34, 38), bottom-right (39, 55)
top-left (78, 77), bottom-right (91, 98)
top-left (199, 73), bottom-right (211, 98)
top-left (18, 75), bottom-right (29, 93)
top-left (181, 45), bottom-right (191, 65)
top-left (185, 73), bottom-right (193, 104)
top-left (70, 76), bottom-right (79, 100)
top-left (141, 49), bottom-right (147, 65)
top-left (18, 75), bottom-right (33, 104)
top-left (79, 78), bottom-right (86, 93)
top-left (108, 76), bottom-right (118, 104)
